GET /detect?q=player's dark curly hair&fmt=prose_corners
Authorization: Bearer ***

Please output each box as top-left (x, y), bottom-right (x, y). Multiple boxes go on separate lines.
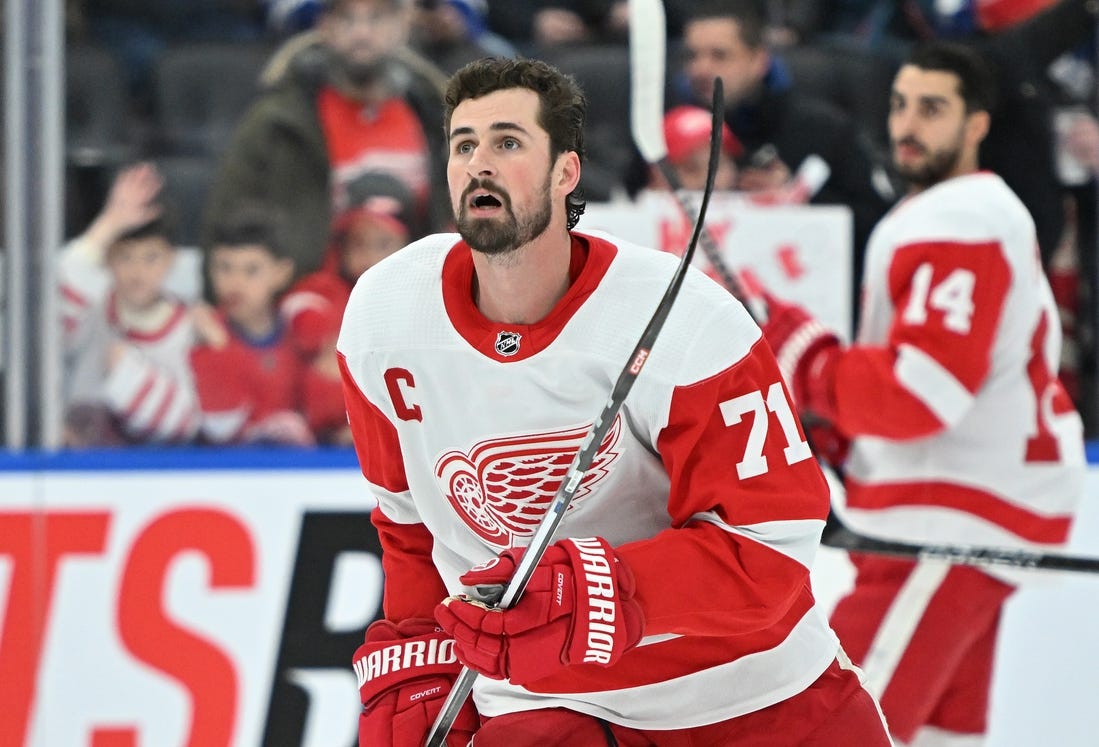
top-left (444, 57), bottom-right (587, 230)
top-left (905, 40), bottom-right (997, 115)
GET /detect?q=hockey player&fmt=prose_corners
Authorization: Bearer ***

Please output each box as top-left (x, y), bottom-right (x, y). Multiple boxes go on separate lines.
top-left (760, 40), bottom-right (1086, 746)
top-left (337, 56), bottom-right (892, 746)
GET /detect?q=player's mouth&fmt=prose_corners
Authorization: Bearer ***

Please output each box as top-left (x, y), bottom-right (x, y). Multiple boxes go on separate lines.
top-left (466, 189), bottom-right (505, 216)
top-left (894, 139), bottom-right (924, 161)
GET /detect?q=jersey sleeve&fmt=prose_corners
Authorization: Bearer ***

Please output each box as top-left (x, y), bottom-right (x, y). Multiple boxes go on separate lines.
top-left (58, 236), bottom-right (111, 347)
top-left (616, 336), bottom-right (830, 638)
top-left (339, 352), bottom-right (448, 621)
top-left (105, 344), bottom-right (201, 442)
top-left (190, 341), bottom-right (252, 442)
top-left (829, 237), bottom-right (1012, 439)
top-left (280, 274), bottom-right (345, 358)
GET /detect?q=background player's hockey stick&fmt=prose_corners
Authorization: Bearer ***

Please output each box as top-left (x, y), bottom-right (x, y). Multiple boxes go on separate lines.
top-left (423, 76), bottom-right (728, 747)
top-left (817, 463), bottom-right (1099, 573)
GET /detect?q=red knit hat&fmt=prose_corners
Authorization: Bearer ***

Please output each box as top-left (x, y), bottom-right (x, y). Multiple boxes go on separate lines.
top-left (333, 171), bottom-right (415, 241)
top-left (663, 106), bottom-right (743, 164)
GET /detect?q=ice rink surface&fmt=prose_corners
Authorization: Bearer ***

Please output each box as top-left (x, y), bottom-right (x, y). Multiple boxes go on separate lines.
top-left (811, 473), bottom-right (1099, 747)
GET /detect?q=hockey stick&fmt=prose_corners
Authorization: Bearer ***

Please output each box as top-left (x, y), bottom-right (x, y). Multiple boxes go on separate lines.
top-left (817, 463), bottom-right (1099, 573)
top-left (423, 77), bottom-right (728, 747)
top-left (629, 0), bottom-right (768, 321)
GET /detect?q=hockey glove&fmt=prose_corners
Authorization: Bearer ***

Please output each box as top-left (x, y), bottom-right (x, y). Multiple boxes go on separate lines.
top-left (435, 536), bottom-right (645, 686)
top-left (353, 617), bottom-right (478, 747)
top-left (759, 292), bottom-right (842, 421)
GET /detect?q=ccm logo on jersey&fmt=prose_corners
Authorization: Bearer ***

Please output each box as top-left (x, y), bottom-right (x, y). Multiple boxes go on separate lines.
top-left (353, 637), bottom-right (458, 687)
top-left (568, 537), bottom-right (620, 665)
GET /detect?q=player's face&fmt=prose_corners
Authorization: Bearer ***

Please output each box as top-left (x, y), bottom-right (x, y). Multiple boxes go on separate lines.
top-left (888, 65), bottom-right (989, 189)
top-left (208, 245), bottom-right (293, 329)
top-left (106, 236), bottom-right (174, 311)
top-left (447, 87), bottom-right (578, 256)
top-left (322, 0), bottom-right (409, 85)
top-left (682, 18), bottom-right (769, 109)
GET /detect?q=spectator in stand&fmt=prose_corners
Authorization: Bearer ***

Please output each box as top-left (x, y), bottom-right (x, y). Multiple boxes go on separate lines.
top-left (59, 162), bottom-right (202, 447)
top-left (652, 105), bottom-right (742, 193)
top-left (626, 103), bottom-right (832, 201)
top-left (410, 0), bottom-right (518, 74)
top-left (203, 0), bottom-right (450, 291)
top-left (190, 203), bottom-right (317, 446)
top-left (281, 171), bottom-right (415, 443)
top-left (759, 40), bottom-right (1085, 745)
top-left (676, 0), bottom-right (896, 325)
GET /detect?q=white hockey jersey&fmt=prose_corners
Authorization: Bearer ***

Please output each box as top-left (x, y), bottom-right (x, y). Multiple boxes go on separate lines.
top-left (60, 237), bottom-right (201, 443)
top-left (338, 231), bottom-right (843, 728)
top-left (835, 172), bottom-right (1085, 578)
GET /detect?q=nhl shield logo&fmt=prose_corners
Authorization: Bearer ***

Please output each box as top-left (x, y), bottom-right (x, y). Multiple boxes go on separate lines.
top-left (494, 331), bottom-right (521, 356)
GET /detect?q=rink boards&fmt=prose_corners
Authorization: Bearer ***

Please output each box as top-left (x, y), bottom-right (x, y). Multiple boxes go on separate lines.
top-left (1, 446), bottom-right (1097, 747)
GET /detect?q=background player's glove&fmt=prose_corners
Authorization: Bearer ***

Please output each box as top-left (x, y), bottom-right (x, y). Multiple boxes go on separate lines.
top-left (353, 618), bottom-right (478, 747)
top-left (435, 536), bottom-right (644, 686)
top-left (759, 292), bottom-right (841, 421)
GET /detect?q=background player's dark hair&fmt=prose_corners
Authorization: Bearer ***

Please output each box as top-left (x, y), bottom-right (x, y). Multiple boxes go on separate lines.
top-left (905, 40), bottom-right (997, 115)
top-left (444, 57), bottom-right (587, 229)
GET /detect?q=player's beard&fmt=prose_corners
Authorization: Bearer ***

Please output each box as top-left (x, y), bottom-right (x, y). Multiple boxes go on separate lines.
top-left (457, 173), bottom-right (553, 256)
top-left (892, 133), bottom-right (964, 189)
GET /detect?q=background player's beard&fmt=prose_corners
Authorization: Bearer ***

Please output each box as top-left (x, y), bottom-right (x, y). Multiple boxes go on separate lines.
top-left (892, 134), bottom-right (964, 189)
top-left (457, 173), bottom-right (553, 256)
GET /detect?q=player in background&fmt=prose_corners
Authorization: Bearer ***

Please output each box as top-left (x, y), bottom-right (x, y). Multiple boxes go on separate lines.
top-left (189, 203), bottom-right (317, 446)
top-left (759, 40), bottom-right (1086, 746)
top-left (337, 56), bottom-right (892, 746)
top-left (60, 162), bottom-right (201, 447)
top-left (280, 172), bottom-right (416, 444)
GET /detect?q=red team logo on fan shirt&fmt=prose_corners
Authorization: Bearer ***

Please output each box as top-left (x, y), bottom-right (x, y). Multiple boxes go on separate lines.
top-left (434, 417), bottom-right (624, 547)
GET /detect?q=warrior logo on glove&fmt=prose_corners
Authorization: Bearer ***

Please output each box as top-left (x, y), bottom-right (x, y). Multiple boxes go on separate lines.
top-left (436, 536), bottom-right (645, 685)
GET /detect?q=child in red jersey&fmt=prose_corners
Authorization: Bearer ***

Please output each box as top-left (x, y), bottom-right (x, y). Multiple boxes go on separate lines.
top-left (281, 172), bottom-right (415, 443)
top-left (190, 203), bottom-right (317, 446)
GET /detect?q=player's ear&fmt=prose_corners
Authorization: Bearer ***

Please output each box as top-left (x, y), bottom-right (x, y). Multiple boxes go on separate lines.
top-left (965, 109), bottom-right (990, 148)
top-left (555, 150), bottom-right (582, 196)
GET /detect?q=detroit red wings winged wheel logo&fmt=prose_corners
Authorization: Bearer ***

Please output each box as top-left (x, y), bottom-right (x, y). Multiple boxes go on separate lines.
top-left (434, 416), bottom-right (624, 548)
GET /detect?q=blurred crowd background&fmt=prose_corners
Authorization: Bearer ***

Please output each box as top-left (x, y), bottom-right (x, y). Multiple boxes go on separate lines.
top-left (2, 0), bottom-right (1097, 449)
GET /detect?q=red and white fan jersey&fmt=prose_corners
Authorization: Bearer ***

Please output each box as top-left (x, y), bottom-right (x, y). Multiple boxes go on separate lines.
top-left (836, 172), bottom-right (1085, 581)
top-left (60, 238), bottom-right (201, 443)
top-left (337, 231), bottom-right (843, 728)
